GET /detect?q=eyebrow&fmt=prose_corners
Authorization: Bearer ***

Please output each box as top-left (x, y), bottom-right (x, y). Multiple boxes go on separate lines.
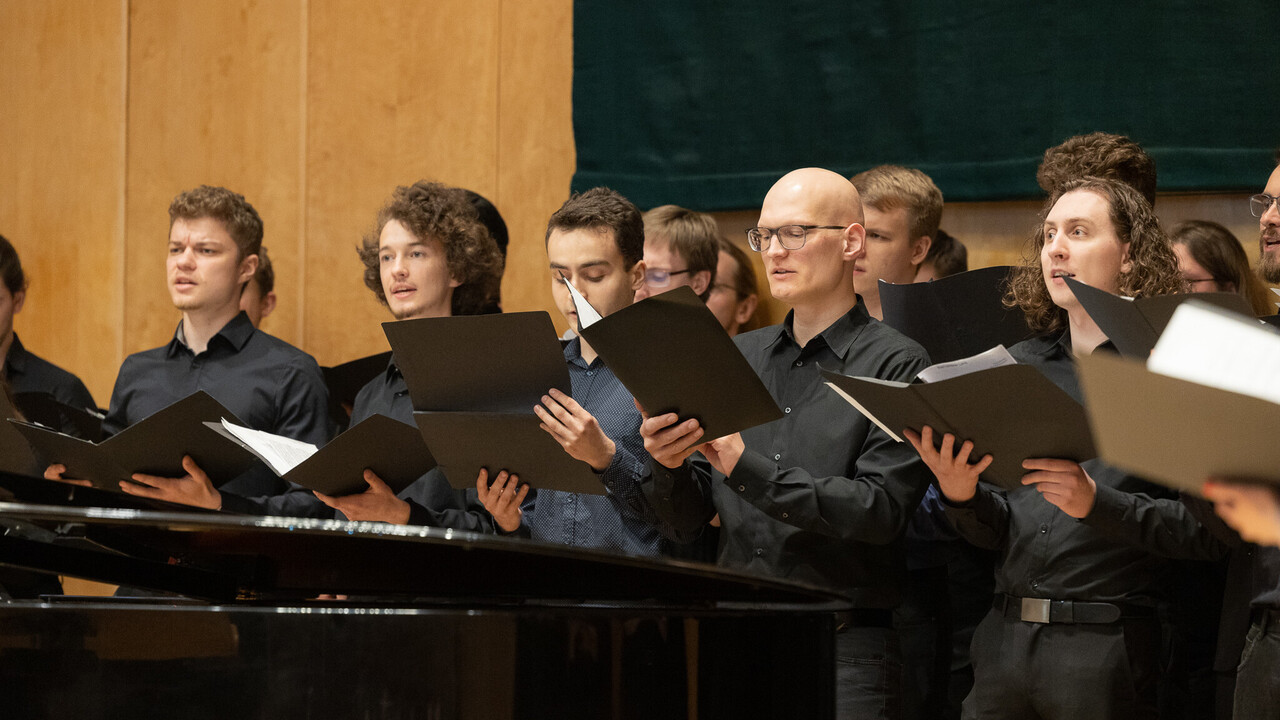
top-left (1045, 218), bottom-right (1094, 226)
top-left (549, 260), bottom-right (612, 270)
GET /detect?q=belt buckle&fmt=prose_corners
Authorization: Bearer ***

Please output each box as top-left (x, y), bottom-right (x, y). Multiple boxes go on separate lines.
top-left (1021, 597), bottom-right (1051, 624)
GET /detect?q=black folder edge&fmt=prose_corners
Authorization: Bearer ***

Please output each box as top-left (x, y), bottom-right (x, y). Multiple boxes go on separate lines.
top-left (382, 312), bottom-right (571, 413)
top-left (12, 391), bottom-right (104, 442)
top-left (821, 364), bottom-right (1096, 491)
top-left (1078, 352), bottom-right (1280, 494)
top-left (412, 411), bottom-right (605, 495)
top-left (1064, 277), bottom-right (1256, 358)
top-left (205, 414), bottom-right (435, 497)
top-left (574, 285), bottom-right (783, 439)
top-left (0, 391), bottom-right (46, 476)
top-left (9, 391), bottom-right (258, 493)
top-left (878, 266), bottom-right (1033, 364)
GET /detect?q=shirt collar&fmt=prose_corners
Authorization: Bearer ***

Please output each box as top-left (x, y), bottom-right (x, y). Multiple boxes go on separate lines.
top-left (768, 301), bottom-right (871, 360)
top-left (4, 334), bottom-right (28, 375)
top-left (166, 311), bottom-right (256, 357)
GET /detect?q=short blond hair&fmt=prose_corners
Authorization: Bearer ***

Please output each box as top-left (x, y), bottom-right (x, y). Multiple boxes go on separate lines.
top-left (849, 165), bottom-right (943, 241)
top-left (642, 205), bottom-right (719, 299)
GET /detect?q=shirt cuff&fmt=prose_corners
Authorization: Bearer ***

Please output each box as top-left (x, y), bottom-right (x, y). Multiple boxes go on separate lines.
top-left (725, 448), bottom-right (773, 505)
top-left (1081, 482), bottom-right (1127, 527)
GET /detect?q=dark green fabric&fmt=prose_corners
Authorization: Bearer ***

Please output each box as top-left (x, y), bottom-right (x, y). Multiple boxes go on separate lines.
top-left (571, 1), bottom-right (1279, 210)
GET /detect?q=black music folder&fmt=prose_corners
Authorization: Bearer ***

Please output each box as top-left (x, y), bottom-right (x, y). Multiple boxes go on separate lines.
top-left (821, 364), bottom-right (1095, 490)
top-left (12, 391), bottom-right (103, 441)
top-left (1078, 301), bottom-right (1280, 493)
top-left (383, 312), bottom-right (604, 494)
top-left (569, 283), bottom-right (783, 440)
top-left (9, 391), bottom-right (257, 492)
top-left (205, 413), bottom-right (434, 496)
top-left (1064, 277), bottom-right (1254, 358)
top-left (878, 266), bottom-right (1034, 363)
top-left (0, 391), bottom-right (41, 476)
top-left (322, 351), bottom-right (394, 426)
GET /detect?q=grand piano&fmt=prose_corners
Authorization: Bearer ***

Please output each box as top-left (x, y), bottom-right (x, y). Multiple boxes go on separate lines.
top-left (0, 472), bottom-right (846, 719)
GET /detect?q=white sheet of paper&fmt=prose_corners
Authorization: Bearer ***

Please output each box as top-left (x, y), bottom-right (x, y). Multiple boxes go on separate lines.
top-left (916, 345), bottom-right (1017, 384)
top-left (561, 276), bottom-right (603, 328)
top-left (1148, 302), bottom-right (1280, 405)
top-left (219, 418), bottom-right (317, 476)
top-left (824, 382), bottom-right (903, 442)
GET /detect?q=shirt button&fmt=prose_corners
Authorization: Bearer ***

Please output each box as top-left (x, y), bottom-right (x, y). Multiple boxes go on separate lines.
top-left (773, 453), bottom-right (781, 461)
top-left (586, 371), bottom-right (593, 376)
top-left (781, 512), bottom-right (789, 519)
top-left (794, 360), bottom-right (803, 367)
top-left (1031, 581), bottom-right (1039, 589)
top-left (754, 548), bottom-right (764, 557)
top-left (1039, 524), bottom-right (1048, 534)
top-left (737, 485), bottom-right (746, 492)
top-left (784, 407), bottom-right (791, 414)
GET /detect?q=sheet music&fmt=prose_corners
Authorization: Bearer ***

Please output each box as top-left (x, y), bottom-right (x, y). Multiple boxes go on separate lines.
top-left (1148, 302), bottom-right (1280, 405)
top-left (561, 276), bottom-right (603, 328)
top-left (916, 345), bottom-right (1017, 384)
top-left (218, 419), bottom-right (318, 476)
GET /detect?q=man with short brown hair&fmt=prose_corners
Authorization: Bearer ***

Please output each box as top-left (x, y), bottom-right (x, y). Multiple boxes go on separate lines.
top-left (634, 204), bottom-right (719, 301)
top-left (849, 165), bottom-right (943, 319)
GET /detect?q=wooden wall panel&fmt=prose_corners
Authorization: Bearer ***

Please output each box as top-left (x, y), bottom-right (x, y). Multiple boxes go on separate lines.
top-left (0, 1), bottom-right (126, 405)
top-left (497, 0), bottom-right (577, 332)
top-left (124, 0), bottom-right (305, 356)
top-left (304, 0), bottom-right (501, 366)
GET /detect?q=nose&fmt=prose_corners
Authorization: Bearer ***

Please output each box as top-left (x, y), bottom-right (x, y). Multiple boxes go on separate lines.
top-left (1263, 198), bottom-right (1280, 226)
top-left (390, 254), bottom-right (408, 277)
top-left (763, 232), bottom-right (788, 258)
top-left (174, 246), bottom-right (197, 269)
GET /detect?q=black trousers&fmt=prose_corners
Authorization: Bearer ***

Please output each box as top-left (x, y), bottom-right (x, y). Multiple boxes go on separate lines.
top-left (837, 625), bottom-right (903, 720)
top-left (961, 608), bottom-right (1161, 720)
top-left (1233, 612), bottom-right (1280, 719)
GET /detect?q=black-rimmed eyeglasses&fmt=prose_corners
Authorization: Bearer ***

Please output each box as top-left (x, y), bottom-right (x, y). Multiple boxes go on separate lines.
top-left (744, 225), bottom-right (845, 252)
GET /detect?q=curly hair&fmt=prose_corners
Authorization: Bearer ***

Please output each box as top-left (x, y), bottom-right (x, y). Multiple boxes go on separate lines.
top-left (1005, 177), bottom-right (1183, 334)
top-left (358, 182), bottom-right (504, 317)
top-left (1036, 133), bottom-right (1157, 207)
top-left (169, 185), bottom-right (264, 261)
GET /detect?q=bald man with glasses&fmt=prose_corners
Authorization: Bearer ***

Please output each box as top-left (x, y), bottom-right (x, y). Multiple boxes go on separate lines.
top-left (640, 168), bottom-right (932, 719)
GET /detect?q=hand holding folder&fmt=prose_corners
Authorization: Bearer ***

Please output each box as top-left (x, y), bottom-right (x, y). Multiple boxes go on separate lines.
top-left (383, 312), bottom-right (605, 494)
top-left (822, 349), bottom-right (1095, 490)
top-left (563, 279), bottom-right (783, 440)
top-left (10, 391), bottom-right (257, 492)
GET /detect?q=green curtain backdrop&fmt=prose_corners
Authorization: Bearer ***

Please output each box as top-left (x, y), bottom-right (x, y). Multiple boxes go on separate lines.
top-left (570, 1), bottom-right (1279, 210)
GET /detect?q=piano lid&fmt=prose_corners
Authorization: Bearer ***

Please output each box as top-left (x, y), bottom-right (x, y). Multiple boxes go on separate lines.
top-left (0, 473), bottom-right (846, 611)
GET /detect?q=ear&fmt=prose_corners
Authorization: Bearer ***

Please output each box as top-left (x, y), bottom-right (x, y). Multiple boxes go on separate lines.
top-left (690, 269), bottom-right (712, 296)
top-left (843, 223), bottom-right (867, 262)
top-left (237, 253), bottom-right (260, 288)
top-left (910, 235), bottom-right (932, 266)
top-left (261, 291), bottom-right (278, 320)
top-left (11, 290), bottom-right (24, 315)
top-left (1119, 242), bottom-right (1133, 275)
top-left (448, 274), bottom-right (463, 289)
top-left (629, 260), bottom-right (647, 292)
top-left (734, 293), bottom-right (758, 326)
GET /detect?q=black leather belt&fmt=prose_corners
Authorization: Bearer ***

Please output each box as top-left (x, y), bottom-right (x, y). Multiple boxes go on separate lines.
top-left (993, 594), bottom-right (1155, 625)
top-left (834, 608), bottom-right (892, 631)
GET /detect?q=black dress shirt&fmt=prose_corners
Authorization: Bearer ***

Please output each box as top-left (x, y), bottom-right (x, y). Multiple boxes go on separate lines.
top-left (942, 332), bottom-right (1226, 605)
top-left (4, 334), bottom-right (96, 413)
top-left (644, 303), bottom-right (933, 606)
top-left (105, 312), bottom-right (332, 499)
